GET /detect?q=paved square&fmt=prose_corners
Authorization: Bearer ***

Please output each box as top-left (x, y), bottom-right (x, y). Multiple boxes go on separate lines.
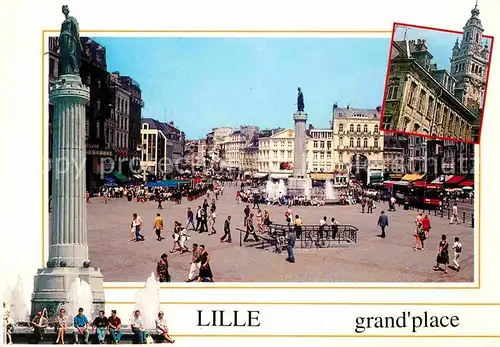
top-left (68, 186), bottom-right (474, 283)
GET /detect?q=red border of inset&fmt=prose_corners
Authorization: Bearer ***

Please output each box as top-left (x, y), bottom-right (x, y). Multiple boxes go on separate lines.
top-left (379, 22), bottom-right (494, 144)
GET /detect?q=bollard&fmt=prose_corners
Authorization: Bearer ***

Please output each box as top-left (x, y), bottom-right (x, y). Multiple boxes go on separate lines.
top-left (239, 228), bottom-right (242, 247)
top-left (447, 208), bottom-right (450, 220)
top-left (463, 211), bottom-right (466, 224)
top-left (441, 208), bottom-right (443, 218)
top-left (471, 214), bottom-right (474, 228)
top-left (434, 208), bottom-right (437, 216)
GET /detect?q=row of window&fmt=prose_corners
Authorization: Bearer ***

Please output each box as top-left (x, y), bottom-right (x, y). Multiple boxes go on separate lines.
top-left (338, 124), bottom-right (380, 134)
top-left (339, 137), bottom-right (379, 148)
top-left (310, 132), bottom-right (333, 139)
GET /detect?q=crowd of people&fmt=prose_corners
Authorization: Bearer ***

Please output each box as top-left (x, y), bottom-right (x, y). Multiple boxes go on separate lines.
top-left (3, 305), bottom-right (176, 344)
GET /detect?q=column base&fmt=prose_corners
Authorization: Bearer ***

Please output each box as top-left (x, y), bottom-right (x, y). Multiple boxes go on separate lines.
top-left (287, 177), bottom-right (308, 197)
top-left (31, 267), bottom-right (105, 321)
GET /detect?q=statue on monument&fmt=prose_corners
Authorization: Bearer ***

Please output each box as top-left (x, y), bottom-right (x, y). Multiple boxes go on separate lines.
top-left (297, 87), bottom-right (305, 112)
top-left (59, 5), bottom-right (82, 75)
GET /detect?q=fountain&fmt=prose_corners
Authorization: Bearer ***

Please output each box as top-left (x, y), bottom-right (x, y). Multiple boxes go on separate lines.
top-left (133, 273), bottom-right (161, 330)
top-left (324, 180), bottom-right (340, 204)
top-left (304, 177), bottom-right (312, 199)
top-left (4, 275), bottom-right (30, 324)
top-left (277, 179), bottom-right (287, 197)
top-left (64, 278), bottom-right (94, 323)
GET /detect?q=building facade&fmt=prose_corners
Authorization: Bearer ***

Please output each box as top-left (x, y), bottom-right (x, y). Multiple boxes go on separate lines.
top-left (383, 135), bottom-right (405, 175)
top-left (382, 38), bottom-right (478, 141)
top-left (242, 138), bottom-right (259, 174)
top-left (140, 119), bottom-right (185, 180)
top-left (258, 129), bottom-right (296, 179)
top-left (306, 128), bottom-right (333, 173)
top-left (332, 105), bottom-right (384, 185)
top-left (224, 130), bottom-right (247, 169)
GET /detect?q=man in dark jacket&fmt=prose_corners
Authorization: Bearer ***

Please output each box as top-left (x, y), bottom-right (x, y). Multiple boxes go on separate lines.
top-left (377, 211), bottom-right (389, 238)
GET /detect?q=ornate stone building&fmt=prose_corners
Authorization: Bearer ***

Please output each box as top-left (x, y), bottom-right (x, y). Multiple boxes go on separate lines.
top-left (332, 105), bottom-right (384, 185)
top-left (382, 38), bottom-right (478, 141)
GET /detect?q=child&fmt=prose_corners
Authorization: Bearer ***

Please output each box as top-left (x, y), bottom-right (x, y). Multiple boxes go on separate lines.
top-left (452, 237), bottom-right (462, 271)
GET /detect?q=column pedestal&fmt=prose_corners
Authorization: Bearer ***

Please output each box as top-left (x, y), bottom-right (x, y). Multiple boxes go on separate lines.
top-left (31, 74), bottom-right (104, 320)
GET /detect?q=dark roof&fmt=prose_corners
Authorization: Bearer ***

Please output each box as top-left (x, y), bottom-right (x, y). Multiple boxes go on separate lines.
top-left (333, 107), bottom-right (381, 119)
top-left (383, 135), bottom-right (404, 149)
top-left (142, 118), bottom-right (181, 135)
top-left (393, 39), bottom-right (433, 59)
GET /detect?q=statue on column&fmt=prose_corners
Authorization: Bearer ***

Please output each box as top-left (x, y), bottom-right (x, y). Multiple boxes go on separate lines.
top-left (297, 87), bottom-right (305, 112)
top-left (59, 5), bottom-right (82, 75)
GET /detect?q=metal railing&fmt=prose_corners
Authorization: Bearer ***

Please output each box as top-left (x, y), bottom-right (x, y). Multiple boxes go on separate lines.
top-left (237, 223), bottom-right (359, 251)
top-left (400, 203), bottom-right (474, 228)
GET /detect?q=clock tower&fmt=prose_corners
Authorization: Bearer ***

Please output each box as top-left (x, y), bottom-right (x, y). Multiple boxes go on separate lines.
top-left (449, 1), bottom-right (490, 111)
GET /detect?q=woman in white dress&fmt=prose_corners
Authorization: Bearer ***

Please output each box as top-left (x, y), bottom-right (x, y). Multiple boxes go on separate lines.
top-left (155, 311), bottom-right (175, 343)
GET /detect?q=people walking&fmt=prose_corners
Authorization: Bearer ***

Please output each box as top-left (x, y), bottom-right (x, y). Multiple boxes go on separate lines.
top-left (153, 213), bottom-right (164, 241)
top-left (422, 214), bottom-right (431, 240)
top-left (132, 213), bottom-right (145, 242)
top-left (156, 253), bottom-right (171, 282)
top-left (361, 196), bottom-right (366, 213)
top-left (244, 213), bottom-right (259, 242)
top-left (434, 234), bottom-right (449, 274)
top-left (197, 245), bottom-right (214, 282)
top-left (186, 244), bottom-right (201, 282)
top-left (220, 215), bottom-right (232, 243)
top-left (195, 206), bottom-right (202, 231)
top-left (452, 237), bottom-right (462, 271)
top-left (389, 196), bottom-right (396, 211)
top-left (208, 209), bottom-right (217, 235)
top-left (186, 207), bottom-right (195, 230)
top-left (377, 211), bottom-right (389, 238)
top-left (157, 194), bottom-right (163, 210)
top-left (367, 197), bottom-right (374, 214)
top-left (450, 203), bottom-right (460, 224)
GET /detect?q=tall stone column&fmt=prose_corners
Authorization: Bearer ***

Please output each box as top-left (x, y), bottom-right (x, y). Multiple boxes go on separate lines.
top-left (31, 75), bottom-right (105, 320)
top-left (292, 111), bottom-right (308, 178)
top-left (49, 74), bottom-right (89, 268)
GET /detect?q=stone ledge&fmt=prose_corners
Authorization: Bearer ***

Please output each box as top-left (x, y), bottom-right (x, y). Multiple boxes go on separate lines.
top-left (11, 327), bottom-right (170, 344)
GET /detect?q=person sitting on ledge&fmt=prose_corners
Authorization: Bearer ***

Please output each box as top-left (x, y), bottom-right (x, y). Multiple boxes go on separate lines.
top-left (30, 309), bottom-right (48, 343)
top-left (130, 310), bottom-right (146, 344)
top-left (92, 310), bottom-right (108, 344)
top-left (73, 307), bottom-right (90, 344)
top-left (155, 311), bottom-right (175, 343)
top-left (107, 310), bottom-right (122, 344)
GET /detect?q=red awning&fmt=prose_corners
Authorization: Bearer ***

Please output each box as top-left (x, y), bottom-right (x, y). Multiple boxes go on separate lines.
top-left (413, 180), bottom-right (427, 187)
top-left (459, 180), bottom-right (474, 187)
top-left (445, 175), bottom-right (465, 184)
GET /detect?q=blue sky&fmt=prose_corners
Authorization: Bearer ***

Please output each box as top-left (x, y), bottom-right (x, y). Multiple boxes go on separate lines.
top-left (92, 37), bottom-right (390, 139)
top-left (394, 25), bottom-right (492, 74)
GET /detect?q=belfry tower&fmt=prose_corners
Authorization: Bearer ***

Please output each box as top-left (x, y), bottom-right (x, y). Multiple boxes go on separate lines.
top-left (450, 1), bottom-right (490, 111)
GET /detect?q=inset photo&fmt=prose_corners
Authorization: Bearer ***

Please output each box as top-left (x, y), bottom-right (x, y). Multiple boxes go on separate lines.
top-left (380, 11), bottom-right (493, 144)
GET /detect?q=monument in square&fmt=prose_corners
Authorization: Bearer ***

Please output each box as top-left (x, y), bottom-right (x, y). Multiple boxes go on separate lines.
top-left (287, 87), bottom-right (309, 197)
top-left (31, 5), bottom-right (105, 319)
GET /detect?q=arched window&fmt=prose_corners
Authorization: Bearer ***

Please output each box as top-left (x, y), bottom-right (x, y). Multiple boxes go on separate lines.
top-left (338, 124), bottom-right (343, 133)
top-left (349, 137), bottom-right (354, 147)
top-left (475, 33), bottom-right (479, 43)
top-left (339, 137), bottom-right (343, 145)
top-left (374, 138), bottom-right (379, 148)
top-left (356, 124), bottom-right (361, 132)
top-left (356, 138), bottom-right (361, 147)
top-left (350, 124), bottom-right (354, 132)
top-left (363, 124), bottom-right (368, 133)
top-left (479, 67), bottom-right (483, 75)
top-left (363, 138), bottom-right (368, 148)
top-left (373, 124), bottom-right (379, 133)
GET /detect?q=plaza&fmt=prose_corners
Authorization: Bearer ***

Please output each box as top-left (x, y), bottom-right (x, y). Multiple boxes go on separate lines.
top-left (75, 185), bottom-right (474, 283)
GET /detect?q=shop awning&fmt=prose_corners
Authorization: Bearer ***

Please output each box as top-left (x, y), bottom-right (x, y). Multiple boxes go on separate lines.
top-left (113, 171), bottom-right (127, 182)
top-left (459, 180), bottom-right (474, 187)
top-left (310, 173), bottom-right (334, 181)
top-left (270, 173), bottom-right (291, 179)
top-left (401, 173), bottom-right (425, 182)
top-left (252, 172), bottom-right (269, 179)
top-left (431, 175), bottom-right (453, 184)
top-left (412, 180), bottom-right (427, 187)
top-left (446, 175), bottom-right (465, 185)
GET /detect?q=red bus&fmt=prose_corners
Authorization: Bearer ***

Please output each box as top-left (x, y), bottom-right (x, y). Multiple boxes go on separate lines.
top-left (388, 181), bottom-right (441, 208)
top-left (408, 181), bottom-right (441, 208)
